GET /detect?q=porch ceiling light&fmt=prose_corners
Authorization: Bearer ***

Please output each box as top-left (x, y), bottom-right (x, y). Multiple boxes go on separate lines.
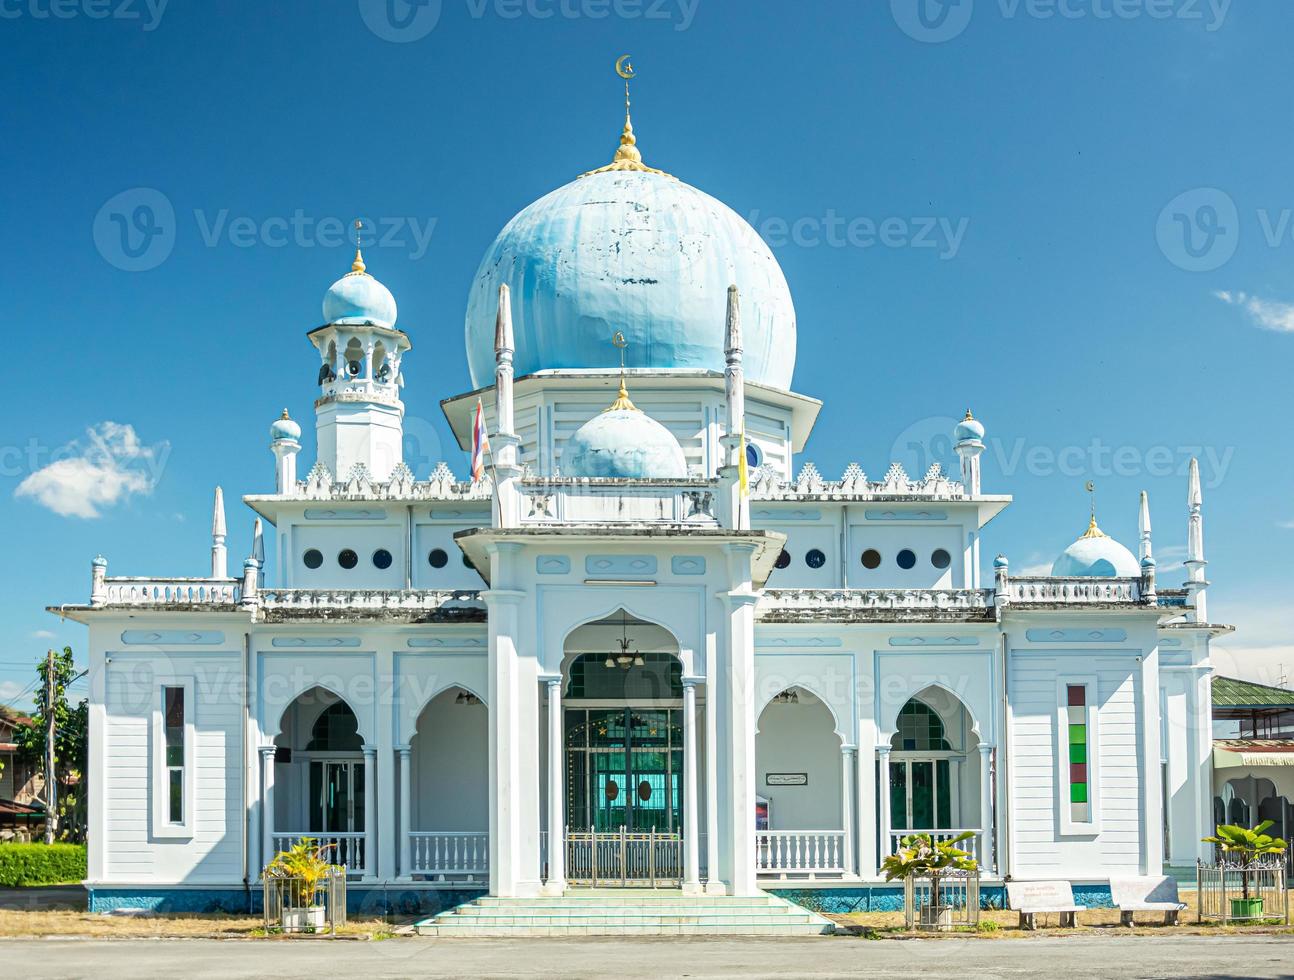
top-left (607, 611), bottom-right (642, 670)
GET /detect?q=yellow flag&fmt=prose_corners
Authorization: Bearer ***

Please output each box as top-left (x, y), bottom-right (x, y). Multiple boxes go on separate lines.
top-left (738, 426), bottom-right (750, 498)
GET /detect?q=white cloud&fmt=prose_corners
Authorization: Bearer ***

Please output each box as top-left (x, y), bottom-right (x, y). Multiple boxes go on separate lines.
top-left (14, 422), bottom-right (168, 519)
top-left (30, 630), bottom-right (56, 640)
top-left (1214, 290), bottom-right (1294, 333)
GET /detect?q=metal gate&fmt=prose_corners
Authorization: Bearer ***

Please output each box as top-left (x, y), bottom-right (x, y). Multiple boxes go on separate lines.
top-left (566, 827), bottom-right (683, 887)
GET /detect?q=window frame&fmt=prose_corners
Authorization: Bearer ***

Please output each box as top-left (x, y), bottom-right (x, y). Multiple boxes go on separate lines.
top-left (1055, 676), bottom-right (1101, 835)
top-left (151, 678), bottom-right (196, 839)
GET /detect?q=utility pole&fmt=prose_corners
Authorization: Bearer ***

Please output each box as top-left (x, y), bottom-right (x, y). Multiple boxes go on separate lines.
top-left (44, 649), bottom-right (56, 845)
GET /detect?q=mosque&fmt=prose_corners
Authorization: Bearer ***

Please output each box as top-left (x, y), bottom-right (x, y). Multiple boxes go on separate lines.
top-left (53, 64), bottom-right (1226, 924)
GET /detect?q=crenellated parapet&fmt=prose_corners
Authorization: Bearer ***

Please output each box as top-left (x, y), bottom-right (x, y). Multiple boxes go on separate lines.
top-left (262, 460), bottom-right (495, 502)
top-left (749, 461), bottom-right (968, 501)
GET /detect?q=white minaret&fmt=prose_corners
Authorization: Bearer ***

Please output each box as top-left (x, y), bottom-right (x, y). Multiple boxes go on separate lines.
top-left (211, 486), bottom-right (227, 579)
top-left (1184, 458), bottom-right (1208, 623)
top-left (311, 245), bottom-right (411, 483)
top-left (721, 284), bottom-right (749, 529)
top-left (270, 409), bottom-right (301, 493)
top-left (954, 410), bottom-right (986, 495)
top-left (493, 284), bottom-right (522, 528)
top-left (1139, 490), bottom-right (1156, 602)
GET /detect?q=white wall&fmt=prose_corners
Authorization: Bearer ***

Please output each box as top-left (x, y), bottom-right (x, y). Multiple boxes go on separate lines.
top-left (755, 692), bottom-right (841, 830)
top-left (410, 689), bottom-right (489, 831)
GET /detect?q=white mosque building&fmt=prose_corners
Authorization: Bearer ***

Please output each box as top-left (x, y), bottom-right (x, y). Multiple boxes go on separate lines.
top-left (55, 77), bottom-right (1227, 920)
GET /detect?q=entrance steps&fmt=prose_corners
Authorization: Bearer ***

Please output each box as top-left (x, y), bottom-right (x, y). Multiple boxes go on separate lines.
top-left (414, 889), bottom-right (834, 937)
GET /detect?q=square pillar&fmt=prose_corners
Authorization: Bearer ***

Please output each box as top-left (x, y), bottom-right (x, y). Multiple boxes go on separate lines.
top-left (375, 648), bottom-right (397, 882)
top-left (361, 744), bottom-right (377, 881)
top-left (397, 744), bottom-right (412, 880)
top-left (682, 677), bottom-right (702, 893)
top-left (542, 676), bottom-right (566, 895)
top-left (841, 746), bottom-right (856, 877)
top-left (877, 745), bottom-right (893, 863)
top-left (978, 744), bottom-right (994, 874)
top-left (259, 745), bottom-right (276, 877)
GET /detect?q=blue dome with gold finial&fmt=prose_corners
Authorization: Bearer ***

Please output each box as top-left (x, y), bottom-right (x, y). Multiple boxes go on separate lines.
top-left (270, 409), bottom-right (300, 443)
top-left (1052, 516), bottom-right (1139, 577)
top-left (463, 95), bottom-right (796, 390)
top-left (323, 250), bottom-right (398, 328)
top-left (562, 379), bottom-right (688, 479)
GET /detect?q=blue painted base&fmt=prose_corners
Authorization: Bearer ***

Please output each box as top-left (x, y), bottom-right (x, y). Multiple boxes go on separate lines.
top-left (87, 885), bottom-right (487, 917)
top-left (771, 883), bottom-right (1116, 915)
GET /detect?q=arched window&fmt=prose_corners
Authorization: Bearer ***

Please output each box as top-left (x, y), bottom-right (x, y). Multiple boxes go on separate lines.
top-left (895, 700), bottom-right (951, 751)
top-left (306, 701), bottom-right (363, 752)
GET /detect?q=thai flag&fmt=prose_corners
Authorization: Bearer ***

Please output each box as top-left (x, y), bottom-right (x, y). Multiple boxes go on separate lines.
top-left (471, 397), bottom-right (491, 483)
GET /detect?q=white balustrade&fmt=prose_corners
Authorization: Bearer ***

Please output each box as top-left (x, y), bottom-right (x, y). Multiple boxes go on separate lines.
top-left (101, 577), bottom-right (241, 607)
top-left (408, 832), bottom-right (490, 880)
top-left (887, 828), bottom-right (984, 867)
top-left (760, 588), bottom-right (995, 615)
top-left (272, 832), bottom-right (367, 874)
top-left (257, 589), bottom-right (483, 612)
top-left (1007, 577), bottom-right (1141, 604)
top-left (754, 830), bottom-right (847, 878)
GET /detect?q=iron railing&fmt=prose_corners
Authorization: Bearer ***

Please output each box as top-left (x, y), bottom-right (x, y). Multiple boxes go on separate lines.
top-left (566, 828), bottom-right (682, 887)
top-left (1197, 861), bottom-right (1289, 924)
top-left (903, 869), bottom-right (981, 931)
top-left (263, 868), bottom-right (347, 934)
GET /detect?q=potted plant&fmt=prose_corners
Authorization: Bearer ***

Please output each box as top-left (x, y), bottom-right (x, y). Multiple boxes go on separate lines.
top-left (265, 837), bottom-right (339, 932)
top-left (1202, 820), bottom-right (1288, 920)
top-left (882, 831), bottom-right (978, 930)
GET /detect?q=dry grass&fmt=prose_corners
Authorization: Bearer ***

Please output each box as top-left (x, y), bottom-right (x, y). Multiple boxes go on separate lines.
top-left (830, 888), bottom-right (1294, 939)
top-left (0, 910), bottom-right (398, 939)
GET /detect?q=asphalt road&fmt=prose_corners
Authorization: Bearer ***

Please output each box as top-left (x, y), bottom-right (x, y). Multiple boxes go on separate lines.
top-left (6, 934), bottom-right (1294, 979)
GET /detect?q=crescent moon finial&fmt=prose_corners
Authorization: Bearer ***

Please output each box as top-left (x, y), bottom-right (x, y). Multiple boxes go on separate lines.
top-left (615, 54), bottom-right (635, 79)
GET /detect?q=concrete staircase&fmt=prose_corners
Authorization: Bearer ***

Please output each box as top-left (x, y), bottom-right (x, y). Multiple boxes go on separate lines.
top-left (414, 890), bottom-right (834, 937)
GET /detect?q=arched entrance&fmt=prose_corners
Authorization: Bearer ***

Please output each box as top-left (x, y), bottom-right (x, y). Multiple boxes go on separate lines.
top-left (557, 609), bottom-right (689, 886)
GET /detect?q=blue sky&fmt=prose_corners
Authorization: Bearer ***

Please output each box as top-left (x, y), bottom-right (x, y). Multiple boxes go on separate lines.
top-left (3, 0), bottom-right (1293, 706)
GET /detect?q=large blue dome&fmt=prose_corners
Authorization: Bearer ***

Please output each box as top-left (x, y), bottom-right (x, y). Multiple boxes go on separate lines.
top-left (464, 170), bottom-right (796, 390)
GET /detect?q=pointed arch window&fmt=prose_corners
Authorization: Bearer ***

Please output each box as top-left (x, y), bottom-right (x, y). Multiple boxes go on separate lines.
top-left (895, 700), bottom-right (951, 752)
top-left (306, 701), bottom-right (363, 752)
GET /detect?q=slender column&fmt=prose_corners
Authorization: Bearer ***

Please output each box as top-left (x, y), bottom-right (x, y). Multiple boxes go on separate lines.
top-left (978, 744), bottom-right (994, 873)
top-left (704, 677), bottom-right (721, 893)
top-left (841, 746), bottom-right (856, 877)
top-left (877, 745), bottom-right (892, 861)
top-left (543, 677), bottom-right (566, 894)
top-left (259, 746), bottom-right (276, 876)
top-left (362, 744), bottom-right (377, 880)
top-left (682, 678), bottom-right (702, 893)
top-left (397, 744), bottom-right (412, 880)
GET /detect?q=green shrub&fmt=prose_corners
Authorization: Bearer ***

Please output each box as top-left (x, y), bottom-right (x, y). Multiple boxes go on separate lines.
top-left (0, 843), bottom-right (87, 886)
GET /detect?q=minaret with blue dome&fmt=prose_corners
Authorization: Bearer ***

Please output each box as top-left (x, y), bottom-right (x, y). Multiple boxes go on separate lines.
top-left (309, 245), bottom-right (412, 483)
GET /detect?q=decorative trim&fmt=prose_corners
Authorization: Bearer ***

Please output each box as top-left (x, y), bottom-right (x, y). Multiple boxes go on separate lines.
top-left (671, 556), bottom-right (706, 576)
top-left (406, 637), bottom-right (486, 648)
top-left (753, 508), bottom-right (822, 522)
top-left (1025, 628), bottom-right (1128, 643)
top-left (585, 555), bottom-right (657, 577)
top-left (863, 509), bottom-right (948, 522)
top-left (888, 636), bottom-right (979, 647)
top-left (121, 631), bottom-right (225, 646)
top-left (302, 508), bottom-right (387, 521)
top-left (536, 555), bottom-right (571, 575)
top-left (270, 637), bottom-right (361, 648)
top-left (755, 636), bottom-right (844, 648)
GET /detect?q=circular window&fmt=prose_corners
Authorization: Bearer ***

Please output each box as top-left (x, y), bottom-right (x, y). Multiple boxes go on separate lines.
top-left (861, 549), bottom-right (882, 570)
top-left (931, 548), bottom-right (951, 570)
top-left (774, 549), bottom-right (791, 570)
top-left (338, 549), bottom-right (358, 570)
top-left (745, 442), bottom-right (762, 469)
top-left (428, 548), bottom-right (448, 569)
top-left (896, 549), bottom-right (917, 570)
top-left (372, 549), bottom-right (393, 570)
top-left (303, 549), bottom-right (323, 570)
top-left (805, 548), bottom-right (827, 569)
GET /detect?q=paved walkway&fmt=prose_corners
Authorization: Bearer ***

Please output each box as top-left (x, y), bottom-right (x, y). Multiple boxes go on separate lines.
top-left (6, 933), bottom-right (1293, 978)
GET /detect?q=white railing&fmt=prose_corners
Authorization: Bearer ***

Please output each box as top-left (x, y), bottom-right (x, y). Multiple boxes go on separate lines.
top-left (888, 828), bottom-right (984, 868)
top-left (1007, 577), bottom-right (1141, 604)
top-left (257, 589), bottom-right (484, 611)
top-left (755, 830), bottom-right (846, 878)
top-left (101, 577), bottom-right (241, 607)
top-left (409, 831), bottom-right (489, 880)
top-left (760, 588), bottom-right (995, 615)
top-left (272, 832), bottom-right (367, 875)
top-left (519, 479), bottom-right (721, 526)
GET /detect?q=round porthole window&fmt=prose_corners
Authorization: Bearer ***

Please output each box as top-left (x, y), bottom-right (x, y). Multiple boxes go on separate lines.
top-left (745, 442), bottom-right (762, 469)
top-left (861, 549), bottom-right (882, 570)
top-left (805, 548), bottom-right (827, 569)
top-left (338, 549), bottom-right (359, 570)
top-left (428, 548), bottom-right (449, 569)
top-left (896, 549), bottom-right (917, 570)
top-left (372, 549), bottom-right (393, 570)
top-left (931, 548), bottom-right (951, 570)
top-left (303, 549), bottom-right (323, 570)
top-left (774, 549), bottom-right (791, 570)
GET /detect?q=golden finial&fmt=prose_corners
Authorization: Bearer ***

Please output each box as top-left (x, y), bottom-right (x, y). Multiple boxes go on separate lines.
top-left (347, 220), bottom-right (367, 276)
top-left (1081, 480), bottom-right (1106, 538)
top-left (280, 408), bottom-right (291, 420)
top-left (580, 55), bottom-right (673, 179)
top-left (964, 408), bottom-right (974, 421)
top-left (605, 331), bottom-right (639, 412)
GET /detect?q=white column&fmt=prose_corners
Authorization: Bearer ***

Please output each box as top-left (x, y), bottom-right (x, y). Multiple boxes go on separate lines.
top-left (877, 745), bottom-right (892, 861)
top-left (716, 561), bottom-right (760, 896)
top-left (704, 678), bottom-right (722, 894)
top-left (362, 744), bottom-right (377, 880)
top-left (841, 746), bottom-right (856, 877)
top-left (683, 678), bottom-right (702, 893)
top-left (397, 744), bottom-right (412, 880)
top-left (543, 677), bottom-right (566, 895)
top-left (978, 744), bottom-right (994, 874)
top-left (259, 746), bottom-right (276, 877)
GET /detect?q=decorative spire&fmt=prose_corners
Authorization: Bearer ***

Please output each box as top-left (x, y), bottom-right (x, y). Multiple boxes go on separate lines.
top-left (605, 330), bottom-right (639, 412)
top-left (725, 284), bottom-right (743, 355)
top-left (1138, 490), bottom-right (1153, 562)
top-left (211, 486), bottom-right (228, 579)
top-left (281, 407), bottom-right (291, 421)
top-left (211, 485), bottom-right (227, 538)
top-left (580, 55), bottom-right (673, 179)
top-left (964, 408), bottom-right (974, 421)
top-left (1081, 480), bottom-right (1106, 538)
top-left (494, 283), bottom-right (514, 354)
top-left (346, 220), bottom-right (367, 276)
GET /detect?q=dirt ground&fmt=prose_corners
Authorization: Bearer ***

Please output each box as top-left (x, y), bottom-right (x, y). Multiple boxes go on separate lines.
top-left (0, 910), bottom-right (396, 939)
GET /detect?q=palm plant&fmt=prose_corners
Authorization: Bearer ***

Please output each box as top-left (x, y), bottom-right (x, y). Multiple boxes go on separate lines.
top-left (882, 831), bottom-right (978, 922)
top-left (1202, 820), bottom-right (1288, 900)
top-left (265, 837), bottom-right (338, 907)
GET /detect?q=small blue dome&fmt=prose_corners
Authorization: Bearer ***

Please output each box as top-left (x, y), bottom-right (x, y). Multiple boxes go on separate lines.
top-left (562, 395), bottom-right (688, 480)
top-left (955, 411), bottom-right (985, 443)
top-left (465, 170), bottom-right (796, 390)
top-left (323, 253), bottom-right (397, 327)
top-left (1051, 520), bottom-right (1139, 577)
top-left (270, 410), bottom-right (300, 443)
